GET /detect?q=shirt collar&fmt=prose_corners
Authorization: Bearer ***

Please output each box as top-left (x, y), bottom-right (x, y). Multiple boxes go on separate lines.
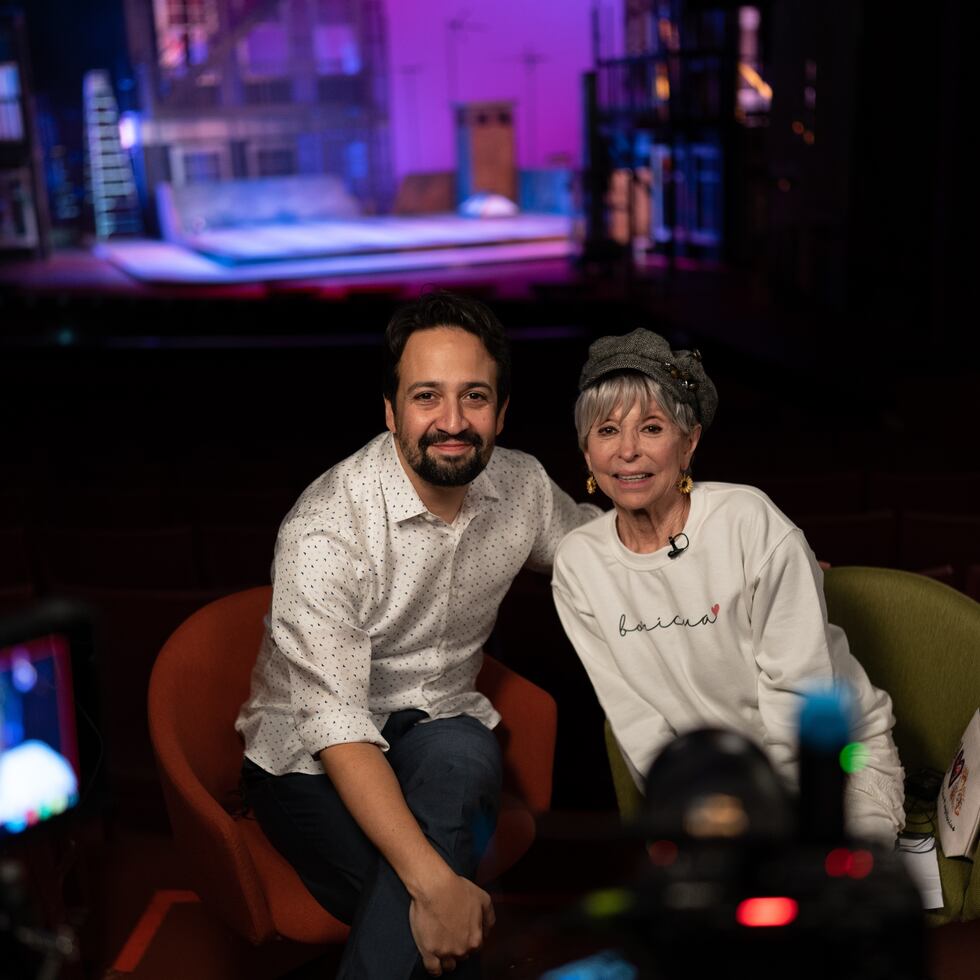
top-left (465, 460), bottom-right (501, 506)
top-left (380, 433), bottom-right (429, 523)
top-left (380, 432), bottom-right (501, 523)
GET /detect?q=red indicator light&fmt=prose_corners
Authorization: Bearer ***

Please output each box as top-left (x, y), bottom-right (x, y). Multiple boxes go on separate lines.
top-left (647, 839), bottom-right (678, 867)
top-left (825, 847), bottom-right (852, 877)
top-left (736, 897), bottom-right (799, 927)
top-left (849, 850), bottom-right (874, 879)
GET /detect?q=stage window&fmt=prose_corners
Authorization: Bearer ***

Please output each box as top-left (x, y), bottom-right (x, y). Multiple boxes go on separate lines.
top-left (315, 0), bottom-right (355, 22)
top-left (256, 147), bottom-right (297, 177)
top-left (317, 75), bottom-right (363, 103)
top-left (153, 0), bottom-right (219, 71)
top-left (238, 21), bottom-right (289, 77)
top-left (244, 79), bottom-right (293, 105)
top-left (182, 151), bottom-right (221, 185)
top-left (314, 22), bottom-right (361, 76)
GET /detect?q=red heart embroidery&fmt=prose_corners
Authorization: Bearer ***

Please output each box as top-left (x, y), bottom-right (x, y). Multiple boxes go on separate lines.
top-left (711, 603), bottom-right (720, 616)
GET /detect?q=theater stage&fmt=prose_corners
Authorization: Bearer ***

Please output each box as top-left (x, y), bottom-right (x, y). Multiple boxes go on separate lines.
top-left (94, 213), bottom-right (576, 286)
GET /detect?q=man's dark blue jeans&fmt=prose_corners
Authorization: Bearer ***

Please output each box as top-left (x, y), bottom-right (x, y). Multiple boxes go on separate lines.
top-left (241, 710), bottom-right (503, 979)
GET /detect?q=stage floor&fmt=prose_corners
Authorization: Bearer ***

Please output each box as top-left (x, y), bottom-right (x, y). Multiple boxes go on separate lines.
top-left (95, 213), bottom-right (576, 285)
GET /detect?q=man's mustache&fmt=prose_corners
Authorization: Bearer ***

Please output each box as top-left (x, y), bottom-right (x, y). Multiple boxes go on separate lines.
top-left (419, 431), bottom-right (484, 451)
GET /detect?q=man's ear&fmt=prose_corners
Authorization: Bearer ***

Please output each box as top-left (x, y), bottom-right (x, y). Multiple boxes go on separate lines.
top-left (384, 397), bottom-right (396, 434)
top-left (495, 397), bottom-right (509, 436)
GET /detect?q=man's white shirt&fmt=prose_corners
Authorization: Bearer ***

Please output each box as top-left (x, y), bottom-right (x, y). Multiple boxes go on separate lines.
top-left (236, 432), bottom-right (600, 775)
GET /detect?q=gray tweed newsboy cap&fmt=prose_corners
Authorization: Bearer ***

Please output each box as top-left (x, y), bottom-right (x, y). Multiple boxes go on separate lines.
top-left (579, 328), bottom-right (718, 428)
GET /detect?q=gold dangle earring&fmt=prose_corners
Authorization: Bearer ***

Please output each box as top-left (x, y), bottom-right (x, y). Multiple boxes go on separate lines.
top-left (676, 469), bottom-right (693, 495)
top-left (586, 472), bottom-right (598, 495)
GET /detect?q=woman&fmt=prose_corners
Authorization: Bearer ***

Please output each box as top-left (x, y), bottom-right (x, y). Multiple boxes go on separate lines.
top-left (551, 329), bottom-right (905, 843)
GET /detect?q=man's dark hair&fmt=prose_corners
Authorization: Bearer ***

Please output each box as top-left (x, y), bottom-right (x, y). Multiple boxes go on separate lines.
top-left (383, 290), bottom-right (511, 411)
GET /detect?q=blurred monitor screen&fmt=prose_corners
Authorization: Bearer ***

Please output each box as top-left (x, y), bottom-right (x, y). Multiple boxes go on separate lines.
top-left (0, 631), bottom-right (81, 837)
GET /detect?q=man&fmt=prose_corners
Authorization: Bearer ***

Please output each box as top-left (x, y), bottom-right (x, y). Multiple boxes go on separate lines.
top-left (236, 291), bottom-right (599, 979)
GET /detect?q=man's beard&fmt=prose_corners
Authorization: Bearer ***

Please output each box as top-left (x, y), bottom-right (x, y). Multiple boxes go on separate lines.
top-left (400, 430), bottom-right (492, 487)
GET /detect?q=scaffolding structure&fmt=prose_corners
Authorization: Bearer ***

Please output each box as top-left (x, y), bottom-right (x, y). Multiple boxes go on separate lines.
top-left (584, 0), bottom-right (769, 263)
top-left (83, 70), bottom-right (143, 238)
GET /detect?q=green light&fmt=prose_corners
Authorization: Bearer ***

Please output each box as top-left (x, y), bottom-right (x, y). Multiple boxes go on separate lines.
top-left (840, 741), bottom-right (869, 773)
top-left (582, 887), bottom-right (634, 920)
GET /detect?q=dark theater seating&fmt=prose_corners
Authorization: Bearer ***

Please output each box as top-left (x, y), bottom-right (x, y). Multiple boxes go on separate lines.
top-left (0, 583), bottom-right (35, 618)
top-left (756, 471), bottom-right (867, 518)
top-left (198, 524), bottom-right (278, 589)
top-left (175, 488), bottom-right (297, 527)
top-left (0, 490), bottom-right (33, 527)
top-left (796, 511), bottom-right (899, 569)
top-left (41, 525), bottom-right (200, 591)
top-left (41, 485), bottom-right (171, 528)
top-left (868, 473), bottom-right (980, 516)
top-left (901, 513), bottom-right (980, 589)
top-left (0, 526), bottom-right (33, 585)
top-left (72, 585), bottom-right (230, 828)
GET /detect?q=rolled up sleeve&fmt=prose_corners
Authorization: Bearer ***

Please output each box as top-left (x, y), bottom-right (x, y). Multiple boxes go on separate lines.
top-left (271, 524), bottom-right (388, 755)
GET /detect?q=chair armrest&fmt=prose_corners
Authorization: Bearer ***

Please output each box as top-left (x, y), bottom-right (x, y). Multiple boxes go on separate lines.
top-left (477, 654), bottom-right (557, 814)
top-left (148, 660), bottom-right (276, 944)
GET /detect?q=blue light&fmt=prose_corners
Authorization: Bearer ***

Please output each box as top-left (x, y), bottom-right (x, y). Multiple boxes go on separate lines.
top-left (119, 112), bottom-right (140, 150)
top-left (540, 950), bottom-right (638, 980)
top-left (11, 654), bottom-right (38, 693)
top-left (798, 683), bottom-right (855, 749)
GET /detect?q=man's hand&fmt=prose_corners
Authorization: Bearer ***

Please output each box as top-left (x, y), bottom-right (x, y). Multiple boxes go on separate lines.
top-left (319, 742), bottom-right (494, 974)
top-left (408, 866), bottom-right (495, 976)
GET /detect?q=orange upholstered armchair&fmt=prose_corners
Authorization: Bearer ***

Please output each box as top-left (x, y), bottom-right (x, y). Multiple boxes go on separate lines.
top-left (147, 586), bottom-right (557, 947)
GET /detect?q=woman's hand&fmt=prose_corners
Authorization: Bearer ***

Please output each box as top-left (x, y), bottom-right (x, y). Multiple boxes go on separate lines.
top-left (408, 865), bottom-right (495, 976)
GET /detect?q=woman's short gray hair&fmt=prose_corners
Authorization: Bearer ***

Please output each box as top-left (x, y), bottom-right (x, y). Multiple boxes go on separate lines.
top-left (574, 371), bottom-right (699, 450)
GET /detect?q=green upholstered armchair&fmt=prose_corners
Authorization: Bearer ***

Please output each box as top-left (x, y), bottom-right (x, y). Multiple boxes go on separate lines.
top-left (604, 719), bottom-right (643, 822)
top-left (823, 567), bottom-right (980, 924)
top-left (602, 567), bottom-right (980, 924)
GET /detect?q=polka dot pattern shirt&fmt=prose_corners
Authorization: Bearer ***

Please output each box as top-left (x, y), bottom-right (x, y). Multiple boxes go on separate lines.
top-left (236, 432), bottom-right (601, 775)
